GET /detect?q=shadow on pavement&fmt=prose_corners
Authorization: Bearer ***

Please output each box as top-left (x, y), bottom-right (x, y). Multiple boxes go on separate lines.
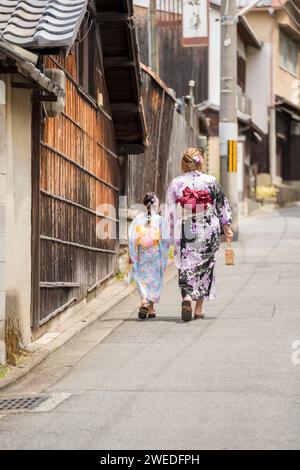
top-left (100, 316), bottom-right (217, 323)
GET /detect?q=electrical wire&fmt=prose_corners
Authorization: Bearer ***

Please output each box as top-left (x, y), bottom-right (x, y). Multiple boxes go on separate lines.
top-left (79, 10), bottom-right (90, 36)
top-left (78, 18), bottom-right (94, 43)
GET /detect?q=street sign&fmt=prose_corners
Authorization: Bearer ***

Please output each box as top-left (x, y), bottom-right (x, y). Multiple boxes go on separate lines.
top-left (227, 140), bottom-right (238, 172)
top-left (182, 0), bottom-right (209, 47)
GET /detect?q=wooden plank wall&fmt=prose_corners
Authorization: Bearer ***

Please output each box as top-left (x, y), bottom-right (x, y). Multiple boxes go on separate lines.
top-left (166, 109), bottom-right (199, 184)
top-left (36, 52), bottom-right (120, 327)
top-left (134, 5), bottom-right (208, 104)
top-left (126, 68), bottom-right (199, 207)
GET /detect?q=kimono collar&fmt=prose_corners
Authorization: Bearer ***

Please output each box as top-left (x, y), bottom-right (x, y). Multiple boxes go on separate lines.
top-left (186, 170), bottom-right (203, 176)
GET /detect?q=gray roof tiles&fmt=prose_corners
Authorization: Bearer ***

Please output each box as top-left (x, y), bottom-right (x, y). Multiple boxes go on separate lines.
top-left (0, 0), bottom-right (88, 49)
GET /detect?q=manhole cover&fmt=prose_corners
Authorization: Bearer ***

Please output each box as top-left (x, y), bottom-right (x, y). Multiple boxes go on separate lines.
top-left (0, 396), bottom-right (49, 412)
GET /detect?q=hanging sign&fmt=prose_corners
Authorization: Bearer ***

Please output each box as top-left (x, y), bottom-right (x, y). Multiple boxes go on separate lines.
top-left (182, 0), bottom-right (209, 47)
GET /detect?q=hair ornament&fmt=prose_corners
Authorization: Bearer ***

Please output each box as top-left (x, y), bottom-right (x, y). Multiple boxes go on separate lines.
top-left (192, 154), bottom-right (203, 165)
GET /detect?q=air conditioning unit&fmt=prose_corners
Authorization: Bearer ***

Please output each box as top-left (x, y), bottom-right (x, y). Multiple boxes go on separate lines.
top-left (44, 68), bottom-right (66, 118)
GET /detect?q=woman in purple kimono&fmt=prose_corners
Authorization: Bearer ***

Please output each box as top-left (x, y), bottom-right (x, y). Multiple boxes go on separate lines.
top-left (166, 148), bottom-right (233, 322)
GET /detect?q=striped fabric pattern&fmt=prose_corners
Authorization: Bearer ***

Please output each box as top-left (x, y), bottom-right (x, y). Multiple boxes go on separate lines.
top-left (0, 0), bottom-right (88, 48)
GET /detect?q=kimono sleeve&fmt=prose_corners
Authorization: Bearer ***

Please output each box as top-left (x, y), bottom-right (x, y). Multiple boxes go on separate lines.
top-left (159, 216), bottom-right (170, 271)
top-left (165, 180), bottom-right (181, 243)
top-left (215, 181), bottom-right (232, 227)
top-left (128, 218), bottom-right (139, 265)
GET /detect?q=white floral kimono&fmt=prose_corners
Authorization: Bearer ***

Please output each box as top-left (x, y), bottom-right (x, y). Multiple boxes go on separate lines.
top-left (129, 212), bottom-right (169, 303)
top-left (166, 171), bottom-right (232, 300)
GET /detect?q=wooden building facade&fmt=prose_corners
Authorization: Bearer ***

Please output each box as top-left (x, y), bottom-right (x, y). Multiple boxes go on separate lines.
top-left (126, 65), bottom-right (205, 207)
top-left (33, 50), bottom-right (120, 329)
top-left (134, 2), bottom-right (208, 104)
top-left (0, 0), bottom-right (146, 360)
top-left (33, 2), bottom-right (146, 332)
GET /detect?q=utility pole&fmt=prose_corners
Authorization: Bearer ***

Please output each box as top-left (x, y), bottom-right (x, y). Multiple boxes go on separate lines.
top-left (219, 0), bottom-right (239, 237)
top-left (219, 0), bottom-right (263, 237)
top-left (149, 0), bottom-right (159, 74)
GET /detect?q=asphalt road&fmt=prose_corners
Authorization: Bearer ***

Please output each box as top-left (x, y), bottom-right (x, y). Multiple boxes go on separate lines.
top-left (1, 205), bottom-right (300, 450)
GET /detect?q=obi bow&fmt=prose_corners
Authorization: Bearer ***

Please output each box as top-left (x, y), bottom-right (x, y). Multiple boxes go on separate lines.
top-left (176, 187), bottom-right (212, 212)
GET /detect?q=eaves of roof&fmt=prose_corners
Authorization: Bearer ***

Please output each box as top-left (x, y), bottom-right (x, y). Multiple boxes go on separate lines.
top-left (0, 40), bottom-right (65, 97)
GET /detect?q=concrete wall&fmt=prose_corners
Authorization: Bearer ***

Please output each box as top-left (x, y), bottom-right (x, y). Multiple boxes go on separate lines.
top-left (246, 44), bottom-right (272, 134)
top-left (246, 11), bottom-right (273, 135)
top-left (247, 10), bottom-right (300, 107)
top-left (207, 135), bottom-right (220, 179)
top-left (246, 11), bottom-right (273, 43)
top-left (0, 80), bottom-right (6, 364)
top-left (5, 78), bottom-right (32, 356)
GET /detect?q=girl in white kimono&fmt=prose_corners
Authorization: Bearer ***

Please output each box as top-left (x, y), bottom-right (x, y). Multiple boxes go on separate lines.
top-left (129, 193), bottom-right (169, 320)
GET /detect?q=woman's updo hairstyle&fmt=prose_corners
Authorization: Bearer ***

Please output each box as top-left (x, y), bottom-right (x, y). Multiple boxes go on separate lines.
top-left (181, 147), bottom-right (204, 173)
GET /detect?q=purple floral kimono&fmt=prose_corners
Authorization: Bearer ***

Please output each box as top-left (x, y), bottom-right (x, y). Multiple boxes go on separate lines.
top-left (166, 171), bottom-right (232, 300)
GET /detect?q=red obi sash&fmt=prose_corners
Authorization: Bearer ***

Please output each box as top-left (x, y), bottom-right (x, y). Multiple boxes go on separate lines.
top-left (176, 187), bottom-right (213, 212)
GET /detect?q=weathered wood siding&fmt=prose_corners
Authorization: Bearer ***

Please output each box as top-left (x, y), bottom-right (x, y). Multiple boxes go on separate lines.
top-left (33, 50), bottom-right (120, 329)
top-left (126, 67), bottom-right (199, 206)
top-left (134, 5), bottom-right (208, 104)
top-left (166, 109), bottom-right (199, 184)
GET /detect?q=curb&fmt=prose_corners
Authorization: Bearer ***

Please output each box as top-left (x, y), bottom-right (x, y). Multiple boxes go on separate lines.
top-left (240, 202), bottom-right (299, 220)
top-left (239, 203), bottom-right (279, 220)
top-left (0, 262), bottom-right (176, 393)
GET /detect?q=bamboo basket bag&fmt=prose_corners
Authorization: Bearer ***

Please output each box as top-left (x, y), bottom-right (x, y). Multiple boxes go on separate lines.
top-left (225, 241), bottom-right (235, 266)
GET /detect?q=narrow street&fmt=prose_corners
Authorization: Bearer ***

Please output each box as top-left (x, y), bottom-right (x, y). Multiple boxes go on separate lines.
top-left (0, 206), bottom-right (300, 450)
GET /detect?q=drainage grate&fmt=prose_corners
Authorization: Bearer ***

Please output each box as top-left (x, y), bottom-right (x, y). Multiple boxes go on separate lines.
top-left (0, 396), bottom-right (49, 412)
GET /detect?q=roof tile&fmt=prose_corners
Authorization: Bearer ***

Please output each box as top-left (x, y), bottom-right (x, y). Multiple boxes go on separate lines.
top-left (0, 0), bottom-right (88, 48)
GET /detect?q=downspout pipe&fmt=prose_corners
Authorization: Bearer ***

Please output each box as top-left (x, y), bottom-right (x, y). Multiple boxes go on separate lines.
top-left (0, 80), bottom-right (6, 364)
top-left (269, 10), bottom-right (276, 184)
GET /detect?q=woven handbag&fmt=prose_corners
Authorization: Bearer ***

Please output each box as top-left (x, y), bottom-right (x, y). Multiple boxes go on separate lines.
top-left (225, 242), bottom-right (235, 266)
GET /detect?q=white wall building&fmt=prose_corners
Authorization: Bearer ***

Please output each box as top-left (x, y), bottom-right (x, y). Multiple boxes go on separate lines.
top-left (201, 1), bottom-right (265, 213)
